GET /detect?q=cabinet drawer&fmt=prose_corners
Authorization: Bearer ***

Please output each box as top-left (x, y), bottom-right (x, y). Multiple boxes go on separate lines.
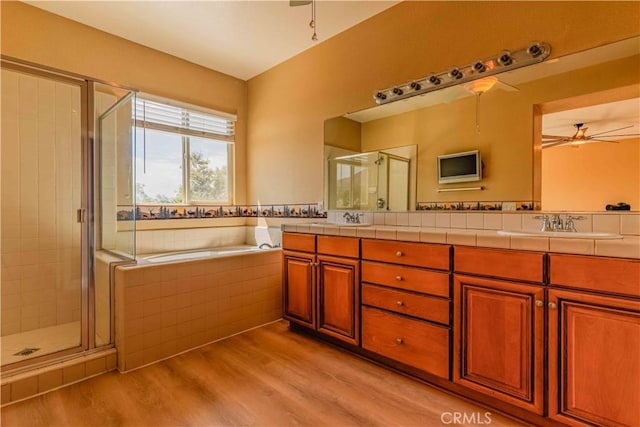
top-left (362, 261), bottom-right (450, 297)
top-left (362, 306), bottom-right (449, 379)
top-left (317, 235), bottom-right (359, 258)
top-left (282, 232), bottom-right (316, 253)
top-left (454, 246), bottom-right (544, 283)
top-left (549, 254), bottom-right (640, 297)
top-left (361, 239), bottom-right (450, 270)
top-left (362, 284), bottom-right (450, 325)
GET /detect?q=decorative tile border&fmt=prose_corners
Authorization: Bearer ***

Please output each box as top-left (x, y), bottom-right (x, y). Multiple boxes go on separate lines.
top-left (116, 204), bottom-right (327, 221)
top-left (415, 201), bottom-right (540, 211)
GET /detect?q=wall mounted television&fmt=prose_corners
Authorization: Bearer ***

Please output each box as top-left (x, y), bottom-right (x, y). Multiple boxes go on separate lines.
top-left (437, 150), bottom-right (482, 184)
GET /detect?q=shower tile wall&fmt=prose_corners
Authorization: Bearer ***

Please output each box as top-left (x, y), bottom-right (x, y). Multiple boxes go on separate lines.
top-left (1, 69), bottom-right (82, 337)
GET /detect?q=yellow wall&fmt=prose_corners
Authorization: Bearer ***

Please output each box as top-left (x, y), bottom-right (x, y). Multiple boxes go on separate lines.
top-left (0, 1), bottom-right (248, 204)
top-left (324, 116), bottom-right (361, 152)
top-left (247, 1), bottom-right (640, 205)
top-left (542, 138), bottom-right (640, 211)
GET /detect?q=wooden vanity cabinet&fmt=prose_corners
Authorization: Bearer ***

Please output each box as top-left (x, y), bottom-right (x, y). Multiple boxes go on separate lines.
top-left (283, 233), bottom-right (360, 345)
top-left (361, 239), bottom-right (451, 379)
top-left (453, 247), bottom-right (545, 415)
top-left (548, 254), bottom-right (640, 427)
top-left (282, 233), bottom-right (317, 329)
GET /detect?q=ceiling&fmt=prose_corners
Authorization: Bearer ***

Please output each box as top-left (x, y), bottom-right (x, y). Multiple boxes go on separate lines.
top-left (25, 0), bottom-right (398, 80)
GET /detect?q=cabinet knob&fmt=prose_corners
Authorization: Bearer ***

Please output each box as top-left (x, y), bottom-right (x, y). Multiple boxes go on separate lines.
top-left (395, 275), bottom-right (403, 281)
top-left (395, 251), bottom-right (403, 257)
top-left (396, 300), bottom-right (404, 307)
top-left (548, 302), bottom-right (558, 310)
top-left (396, 338), bottom-right (403, 344)
top-left (535, 300), bottom-right (544, 307)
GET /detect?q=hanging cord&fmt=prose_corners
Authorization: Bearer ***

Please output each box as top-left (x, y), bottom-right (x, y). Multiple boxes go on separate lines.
top-left (475, 92), bottom-right (482, 134)
top-left (310, 0), bottom-right (318, 41)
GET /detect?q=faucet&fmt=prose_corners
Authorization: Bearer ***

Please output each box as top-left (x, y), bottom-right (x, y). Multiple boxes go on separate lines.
top-left (550, 214), bottom-right (563, 231)
top-left (259, 243), bottom-right (280, 249)
top-left (564, 215), bottom-right (586, 232)
top-left (343, 212), bottom-right (361, 224)
top-left (534, 215), bottom-right (552, 231)
top-left (535, 214), bottom-right (586, 232)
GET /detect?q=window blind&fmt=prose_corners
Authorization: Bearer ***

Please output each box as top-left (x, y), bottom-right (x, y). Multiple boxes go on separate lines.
top-left (134, 97), bottom-right (235, 142)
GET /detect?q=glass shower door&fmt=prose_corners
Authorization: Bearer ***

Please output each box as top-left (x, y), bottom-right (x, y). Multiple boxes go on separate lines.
top-left (1, 65), bottom-right (87, 367)
top-left (97, 91), bottom-right (136, 259)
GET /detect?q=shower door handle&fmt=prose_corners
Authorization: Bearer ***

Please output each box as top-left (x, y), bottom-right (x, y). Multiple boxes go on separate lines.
top-left (77, 209), bottom-right (86, 223)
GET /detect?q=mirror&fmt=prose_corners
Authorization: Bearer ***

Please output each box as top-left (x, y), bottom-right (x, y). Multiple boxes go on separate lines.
top-left (324, 36), bottom-right (639, 211)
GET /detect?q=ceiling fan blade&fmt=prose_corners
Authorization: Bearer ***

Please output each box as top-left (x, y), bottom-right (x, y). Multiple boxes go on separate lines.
top-left (493, 80), bottom-right (519, 92)
top-left (588, 125), bottom-right (634, 137)
top-left (542, 138), bottom-right (570, 143)
top-left (587, 133), bottom-right (640, 138)
top-left (542, 134), bottom-right (569, 140)
top-left (290, 0), bottom-right (312, 6)
top-left (585, 138), bottom-right (620, 143)
top-left (542, 140), bottom-right (571, 148)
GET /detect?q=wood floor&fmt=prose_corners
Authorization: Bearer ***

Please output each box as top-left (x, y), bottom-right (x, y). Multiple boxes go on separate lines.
top-left (1, 320), bottom-right (524, 426)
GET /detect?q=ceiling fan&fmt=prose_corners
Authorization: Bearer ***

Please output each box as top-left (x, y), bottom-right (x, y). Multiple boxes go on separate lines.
top-left (289, 0), bottom-right (317, 41)
top-left (542, 123), bottom-right (639, 148)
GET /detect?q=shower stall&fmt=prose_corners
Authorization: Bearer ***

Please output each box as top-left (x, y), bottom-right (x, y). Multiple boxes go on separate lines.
top-left (327, 151), bottom-right (410, 211)
top-left (0, 60), bottom-right (136, 373)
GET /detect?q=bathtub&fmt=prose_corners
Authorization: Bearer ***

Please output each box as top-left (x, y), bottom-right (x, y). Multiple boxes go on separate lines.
top-left (116, 243), bottom-right (283, 371)
top-left (140, 245), bottom-right (275, 263)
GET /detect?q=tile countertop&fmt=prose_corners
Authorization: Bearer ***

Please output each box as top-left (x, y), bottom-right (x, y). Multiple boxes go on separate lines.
top-left (281, 223), bottom-right (640, 259)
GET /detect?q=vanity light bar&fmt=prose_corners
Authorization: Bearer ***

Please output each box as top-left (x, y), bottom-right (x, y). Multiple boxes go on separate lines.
top-left (373, 42), bottom-right (551, 105)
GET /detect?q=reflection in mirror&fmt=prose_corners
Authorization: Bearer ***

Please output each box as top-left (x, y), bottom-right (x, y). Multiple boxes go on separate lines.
top-left (326, 147), bottom-right (413, 211)
top-left (541, 96), bottom-right (640, 211)
top-left (324, 36), bottom-right (639, 211)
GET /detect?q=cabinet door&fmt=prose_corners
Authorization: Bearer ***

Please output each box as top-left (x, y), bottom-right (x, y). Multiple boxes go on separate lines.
top-left (453, 275), bottom-right (544, 415)
top-left (283, 251), bottom-right (316, 328)
top-left (548, 289), bottom-right (640, 427)
top-left (317, 255), bottom-right (359, 345)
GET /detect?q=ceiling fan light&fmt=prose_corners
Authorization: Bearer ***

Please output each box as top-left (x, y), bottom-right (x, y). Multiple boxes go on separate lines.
top-left (464, 77), bottom-right (498, 94)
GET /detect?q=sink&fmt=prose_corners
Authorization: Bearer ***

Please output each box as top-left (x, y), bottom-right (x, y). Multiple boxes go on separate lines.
top-left (324, 222), bottom-right (372, 227)
top-left (498, 230), bottom-right (623, 240)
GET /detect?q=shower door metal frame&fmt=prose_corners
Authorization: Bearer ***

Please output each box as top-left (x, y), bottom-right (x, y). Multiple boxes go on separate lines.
top-left (0, 60), bottom-right (92, 371)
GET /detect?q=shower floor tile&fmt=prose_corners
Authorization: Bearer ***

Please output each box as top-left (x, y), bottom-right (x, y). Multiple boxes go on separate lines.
top-left (1, 322), bottom-right (81, 367)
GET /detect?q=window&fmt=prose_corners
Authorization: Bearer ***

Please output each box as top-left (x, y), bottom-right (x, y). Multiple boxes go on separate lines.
top-left (134, 97), bottom-right (235, 204)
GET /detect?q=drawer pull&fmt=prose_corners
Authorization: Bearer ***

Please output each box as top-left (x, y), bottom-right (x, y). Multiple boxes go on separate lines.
top-left (535, 300), bottom-right (544, 307)
top-left (395, 275), bottom-right (403, 281)
top-left (396, 338), bottom-right (404, 344)
top-left (396, 300), bottom-right (404, 307)
top-left (548, 302), bottom-right (558, 310)
top-left (395, 251), bottom-right (403, 257)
